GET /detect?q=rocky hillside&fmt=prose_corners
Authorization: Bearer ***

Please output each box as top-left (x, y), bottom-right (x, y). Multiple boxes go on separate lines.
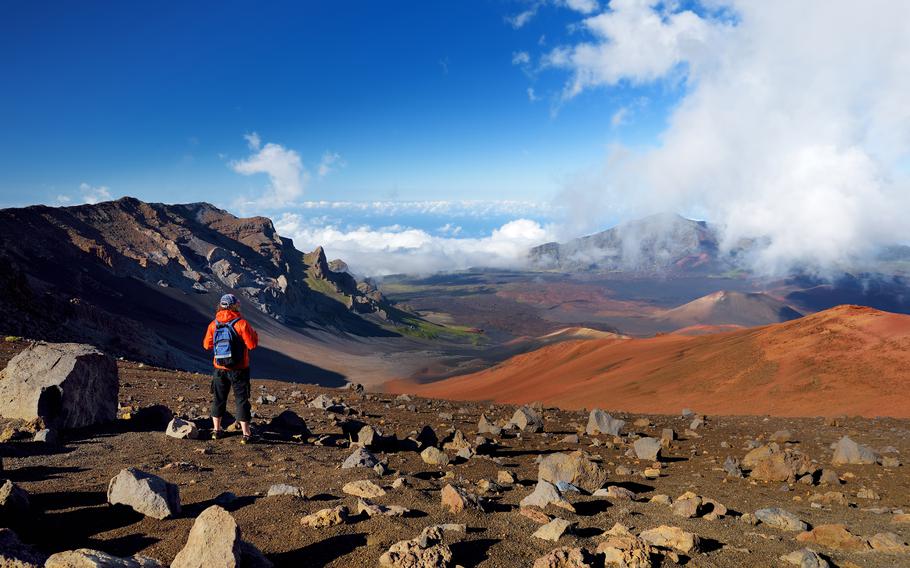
top-left (528, 213), bottom-right (743, 274)
top-left (0, 197), bottom-right (399, 370)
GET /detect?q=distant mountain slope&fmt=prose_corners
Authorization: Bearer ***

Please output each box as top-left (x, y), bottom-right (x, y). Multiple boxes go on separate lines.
top-left (0, 197), bottom-right (406, 378)
top-left (529, 213), bottom-right (741, 274)
top-left (389, 305), bottom-right (910, 417)
top-left (657, 290), bottom-right (802, 328)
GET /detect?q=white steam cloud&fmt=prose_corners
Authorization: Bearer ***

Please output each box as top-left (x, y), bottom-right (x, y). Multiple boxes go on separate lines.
top-left (547, 0), bottom-right (910, 275)
top-left (274, 213), bottom-right (555, 276)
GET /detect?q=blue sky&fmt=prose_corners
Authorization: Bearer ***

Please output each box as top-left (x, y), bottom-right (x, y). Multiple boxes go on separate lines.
top-left (0, 1), bottom-right (673, 210)
top-left (3, 1), bottom-right (904, 276)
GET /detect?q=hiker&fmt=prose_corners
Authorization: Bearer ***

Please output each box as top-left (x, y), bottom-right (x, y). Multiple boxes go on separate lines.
top-left (203, 293), bottom-right (259, 443)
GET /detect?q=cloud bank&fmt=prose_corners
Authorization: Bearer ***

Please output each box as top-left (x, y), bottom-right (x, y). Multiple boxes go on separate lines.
top-left (547, 0), bottom-right (910, 275)
top-left (275, 213), bottom-right (555, 276)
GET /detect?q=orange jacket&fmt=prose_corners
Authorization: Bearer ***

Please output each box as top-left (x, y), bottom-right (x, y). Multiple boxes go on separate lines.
top-left (203, 310), bottom-right (258, 370)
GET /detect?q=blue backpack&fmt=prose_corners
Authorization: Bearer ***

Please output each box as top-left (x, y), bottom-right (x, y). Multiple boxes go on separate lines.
top-left (212, 318), bottom-right (244, 367)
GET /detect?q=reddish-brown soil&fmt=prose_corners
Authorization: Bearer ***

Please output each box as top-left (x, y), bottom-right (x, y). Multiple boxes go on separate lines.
top-left (390, 306), bottom-right (910, 418)
top-left (2, 337), bottom-right (909, 567)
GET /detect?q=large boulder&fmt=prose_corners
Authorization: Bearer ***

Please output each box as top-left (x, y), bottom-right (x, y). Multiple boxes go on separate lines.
top-left (171, 505), bottom-right (272, 568)
top-left (538, 451), bottom-right (607, 493)
top-left (107, 468), bottom-right (180, 520)
top-left (0, 343), bottom-right (118, 429)
top-left (586, 409), bottom-right (624, 437)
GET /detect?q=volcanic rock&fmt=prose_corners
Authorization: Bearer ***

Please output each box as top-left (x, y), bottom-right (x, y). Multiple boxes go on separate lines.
top-left (107, 468), bottom-right (180, 520)
top-left (509, 406), bottom-right (544, 432)
top-left (831, 436), bottom-right (878, 465)
top-left (45, 549), bottom-right (163, 567)
top-left (342, 447), bottom-right (379, 469)
top-left (440, 484), bottom-right (484, 513)
top-left (755, 508), bottom-right (808, 531)
top-left (638, 525), bottom-right (699, 554)
top-left (538, 451), bottom-right (607, 493)
top-left (586, 409), bottom-right (624, 436)
top-left (300, 506), bottom-right (348, 528)
top-left (342, 480), bottom-right (386, 499)
top-left (171, 505), bottom-right (271, 568)
top-left (0, 480), bottom-right (30, 522)
top-left (632, 437), bottom-right (661, 461)
top-left (0, 342), bottom-right (118, 429)
top-left (779, 548), bottom-right (829, 568)
top-left (420, 447), bottom-right (449, 466)
top-left (166, 418), bottom-right (199, 440)
top-left (531, 547), bottom-right (593, 568)
top-left (267, 484), bottom-right (305, 498)
top-left (533, 518), bottom-right (574, 541)
top-left (379, 535), bottom-right (452, 568)
top-left (796, 524), bottom-right (869, 551)
top-left (868, 532), bottom-right (910, 553)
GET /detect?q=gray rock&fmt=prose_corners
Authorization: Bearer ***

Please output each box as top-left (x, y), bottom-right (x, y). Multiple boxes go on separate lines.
top-left (266, 410), bottom-right (310, 435)
top-left (633, 437), bottom-right (661, 461)
top-left (538, 450), bottom-right (607, 493)
top-left (420, 446), bottom-right (450, 466)
top-left (519, 480), bottom-right (574, 512)
top-left (723, 456), bottom-right (744, 478)
top-left (342, 447), bottom-right (379, 469)
top-left (0, 342), bottom-right (118, 429)
top-left (266, 484), bottom-right (305, 498)
top-left (45, 549), bottom-right (163, 567)
top-left (509, 407), bottom-right (544, 432)
top-left (754, 507), bottom-right (808, 531)
top-left (33, 428), bottom-right (59, 444)
top-left (107, 468), bottom-right (180, 520)
top-left (779, 548), bottom-right (829, 568)
top-left (586, 409), bottom-right (624, 436)
top-left (171, 505), bottom-right (272, 568)
top-left (832, 436), bottom-right (878, 465)
top-left (166, 418), bottom-right (200, 440)
top-left (477, 414), bottom-right (501, 436)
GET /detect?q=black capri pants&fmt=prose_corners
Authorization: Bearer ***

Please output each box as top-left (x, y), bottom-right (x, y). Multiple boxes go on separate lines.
top-left (211, 367), bottom-right (252, 423)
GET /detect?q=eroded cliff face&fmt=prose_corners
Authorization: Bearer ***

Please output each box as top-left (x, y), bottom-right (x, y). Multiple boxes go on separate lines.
top-left (0, 197), bottom-right (394, 368)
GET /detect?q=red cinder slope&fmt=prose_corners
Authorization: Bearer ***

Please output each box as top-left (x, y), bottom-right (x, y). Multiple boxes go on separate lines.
top-left (388, 305), bottom-right (910, 418)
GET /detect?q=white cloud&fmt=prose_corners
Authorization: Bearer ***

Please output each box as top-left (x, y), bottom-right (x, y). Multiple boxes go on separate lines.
top-left (231, 135), bottom-right (309, 208)
top-left (275, 214), bottom-right (555, 276)
top-left (243, 132), bottom-right (261, 150)
top-left (512, 51), bottom-right (531, 66)
top-left (317, 151), bottom-right (344, 178)
top-left (55, 194), bottom-right (72, 205)
top-left (549, 0), bottom-right (910, 275)
top-left (544, 0), bottom-right (721, 99)
top-left (562, 0), bottom-right (599, 14)
top-left (507, 5), bottom-right (540, 29)
top-left (527, 87), bottom-right (540, 102)
top-left (610, 106), bottom-right (627, 127)
top-left (80, 183), bottom-right (112, 205)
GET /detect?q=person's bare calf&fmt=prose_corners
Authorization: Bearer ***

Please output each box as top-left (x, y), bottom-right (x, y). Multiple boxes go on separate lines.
top-left (212, 416), bottom-right (222, 432)
top-left (240, 421), bottom-right (251, 436)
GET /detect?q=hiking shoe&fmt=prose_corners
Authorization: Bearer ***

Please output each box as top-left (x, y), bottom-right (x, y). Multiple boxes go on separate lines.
top-left (211, 429), bottom-right (224, 440)
top-left (240, 434), bottom-right (260, 445)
